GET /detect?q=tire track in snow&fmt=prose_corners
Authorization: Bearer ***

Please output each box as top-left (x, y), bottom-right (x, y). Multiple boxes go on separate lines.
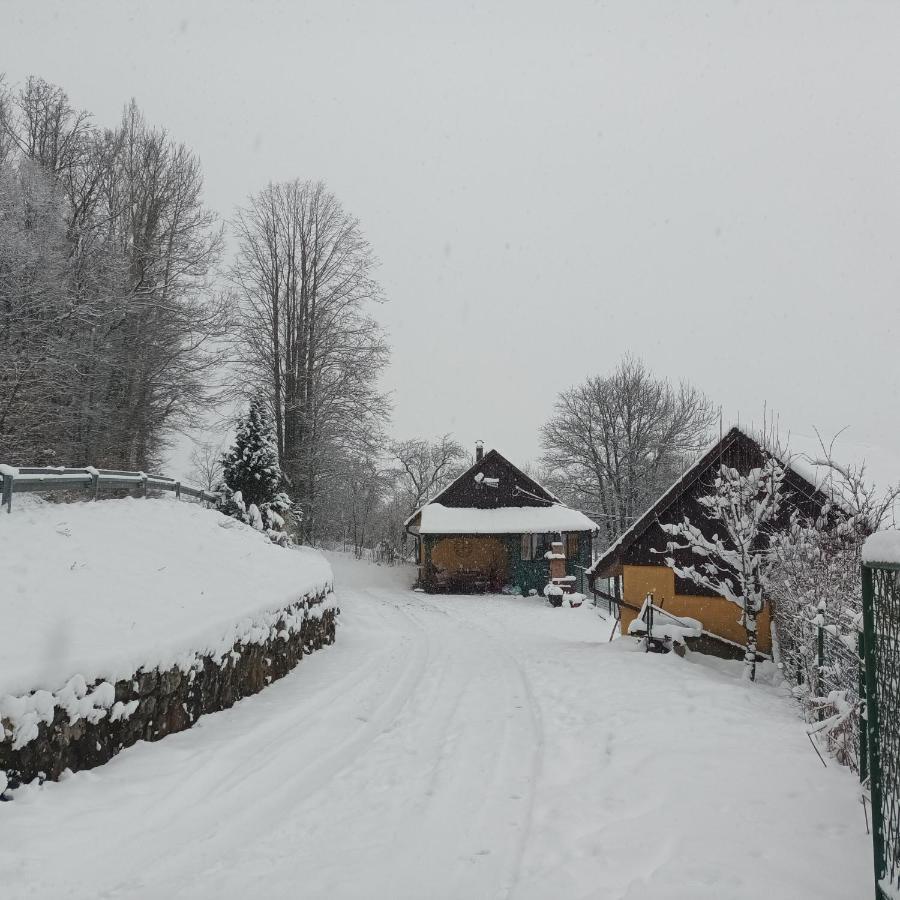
top-left (420, 596), bottom-right (545, 898)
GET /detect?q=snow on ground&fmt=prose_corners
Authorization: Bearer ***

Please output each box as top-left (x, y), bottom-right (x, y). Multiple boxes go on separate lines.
top-left (0, 497), bottom-right (332, 696)
top-left (1, 552), bottom-right (871, 899)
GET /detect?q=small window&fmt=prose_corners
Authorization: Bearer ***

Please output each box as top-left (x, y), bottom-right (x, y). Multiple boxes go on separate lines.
top-left (566, 532), bottom-right (579, 560)
top-left (522, 534), bottom-right (559, 561)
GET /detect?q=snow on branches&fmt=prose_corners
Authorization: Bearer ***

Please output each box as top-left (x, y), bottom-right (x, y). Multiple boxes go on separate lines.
top-left (660, 458), bottom-right (785, 681)
top-left (218, 396), bottom-right (292, 545)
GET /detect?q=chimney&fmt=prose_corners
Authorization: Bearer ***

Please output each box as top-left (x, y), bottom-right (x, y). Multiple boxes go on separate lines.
top-left (475, 440), bottom-right (484, 462)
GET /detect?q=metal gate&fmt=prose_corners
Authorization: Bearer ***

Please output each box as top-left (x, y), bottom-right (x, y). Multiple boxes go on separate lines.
top-left (861, 560), bottom-right (900, 899)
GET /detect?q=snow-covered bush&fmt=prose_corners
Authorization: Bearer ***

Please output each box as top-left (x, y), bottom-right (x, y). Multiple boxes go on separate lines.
top-left (769, 455), bottom-right (899, 772)
top-left (218, 396), bottom-right (292, 545)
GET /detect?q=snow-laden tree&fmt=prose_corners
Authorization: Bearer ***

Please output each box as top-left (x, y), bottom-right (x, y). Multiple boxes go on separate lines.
top-left (661, 458), bottom-right (785, 681)
top-left (0, 76), bottom-right (227, 470)
top-left (218, 397), bottom-right (292, 544)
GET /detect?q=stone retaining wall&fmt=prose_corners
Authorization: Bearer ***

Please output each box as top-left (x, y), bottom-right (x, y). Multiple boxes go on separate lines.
top-left (1, 590), bottom-right (337, 786)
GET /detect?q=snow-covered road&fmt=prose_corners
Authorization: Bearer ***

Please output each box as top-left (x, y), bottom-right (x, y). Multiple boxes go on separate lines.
top-left (2, 552), bottom-right (871, 899)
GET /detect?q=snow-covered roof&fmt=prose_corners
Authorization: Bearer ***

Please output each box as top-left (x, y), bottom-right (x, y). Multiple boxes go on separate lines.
top-left (415, 502), bottom-right (599, 535)
top-left (862, 530), bottom-right (900, 566)
top-left (402, 446), bottom-right (560, 529)
top-left (587, 425), bottom-right (838, 578)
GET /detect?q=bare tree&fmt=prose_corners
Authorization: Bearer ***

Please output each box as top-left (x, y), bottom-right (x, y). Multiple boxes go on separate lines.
top-left (392, 434), bottom-right (467, 518)
top-left (229, 179), bottom-right (389, 541)
top-left (541, 355), bottom-right (717, 546)
top-left (188, 439), bottom-right (225, 491)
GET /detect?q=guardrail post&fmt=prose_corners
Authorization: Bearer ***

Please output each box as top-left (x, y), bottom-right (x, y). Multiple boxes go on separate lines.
top-left (2, 473), bottom-right (11, 513)
top-left (90, 469), bottom-right (100, 501)
top-left (141, 473), bottom-right (148, 498)
top-left (175, 481), bottom-right (181, 500)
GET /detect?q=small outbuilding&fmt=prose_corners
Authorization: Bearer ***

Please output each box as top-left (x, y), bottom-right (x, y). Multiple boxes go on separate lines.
top-left (405, 443), bottom-right (599, 595)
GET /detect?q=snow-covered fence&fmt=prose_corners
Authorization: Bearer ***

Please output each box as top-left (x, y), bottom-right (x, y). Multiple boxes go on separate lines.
top-left (860, 533), bottom-right (900, 899)
top-left (0, 465), bottom-right (219, 513)
top-left (776, 598), bottom-right (862, 769)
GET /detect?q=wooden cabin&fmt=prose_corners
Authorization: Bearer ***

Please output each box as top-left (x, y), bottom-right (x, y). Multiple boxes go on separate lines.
top-left (587, 427), bottom-right (832, 657)
top-left (405, 444), bottom-right (599, 595)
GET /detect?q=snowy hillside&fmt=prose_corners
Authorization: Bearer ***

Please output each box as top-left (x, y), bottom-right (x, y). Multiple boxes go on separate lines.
top-left (0, 497), bottom-right (333, 697)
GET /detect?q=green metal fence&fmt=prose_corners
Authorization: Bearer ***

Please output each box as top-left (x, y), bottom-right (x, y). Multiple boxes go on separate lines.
top-left (861, 560), bottom-right (900, 899)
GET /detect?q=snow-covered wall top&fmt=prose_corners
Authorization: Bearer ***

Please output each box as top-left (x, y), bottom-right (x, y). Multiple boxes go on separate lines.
top-left (417, 502), bottom-right (598, 534)
top-left (0, 497), bottom-right (333, 697)
top-left (862, 530), bottom-right (900, 566)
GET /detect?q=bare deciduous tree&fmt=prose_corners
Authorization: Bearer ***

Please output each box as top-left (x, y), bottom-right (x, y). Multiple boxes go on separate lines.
top-left (229, 179), bottom-right (389, 542)
top-left (541, 356), bottom-right (717, 546)
top-left (392, 434), bottom-right (467, 518)
top-left (188, 439), bottom-right (225, 492)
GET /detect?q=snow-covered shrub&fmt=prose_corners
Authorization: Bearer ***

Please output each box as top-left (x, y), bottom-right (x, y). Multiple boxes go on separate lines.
top-left (769, 456), bottom-right (899, 772)
top-left (218, 396), bottom-right (292, 545)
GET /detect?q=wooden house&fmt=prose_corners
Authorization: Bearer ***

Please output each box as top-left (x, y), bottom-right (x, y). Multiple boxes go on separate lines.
top-left (405, 443), bottom-right (599, 594)
top-left (586, 427), bottom-right (832, 656)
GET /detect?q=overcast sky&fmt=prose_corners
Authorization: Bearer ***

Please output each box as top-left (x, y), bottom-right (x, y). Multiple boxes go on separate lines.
top-left (4, 1), bottom-right (899, 485)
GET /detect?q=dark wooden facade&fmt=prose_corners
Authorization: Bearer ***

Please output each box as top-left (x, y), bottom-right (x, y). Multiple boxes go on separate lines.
top-left (433, 449), bottom-right (557, 510)
top-left (590, 427), bottom-right (831, 587)
top-left (587, 427), bottom-right (833, 652)
top-left (407, 449), bottom-right (595, 595)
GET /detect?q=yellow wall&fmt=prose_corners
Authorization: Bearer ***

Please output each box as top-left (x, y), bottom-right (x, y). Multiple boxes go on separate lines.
top-left (621, 564), bottom-right (772, 654)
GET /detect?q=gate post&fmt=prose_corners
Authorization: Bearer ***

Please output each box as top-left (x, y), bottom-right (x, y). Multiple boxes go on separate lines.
top-left (862, 563), bottom-right (886, 897)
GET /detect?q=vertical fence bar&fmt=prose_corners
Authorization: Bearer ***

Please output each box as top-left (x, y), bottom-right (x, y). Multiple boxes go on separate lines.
top-left (860, 628), bottom-right (869, 786)
top-left (862, 564), bottom-right (886, 898)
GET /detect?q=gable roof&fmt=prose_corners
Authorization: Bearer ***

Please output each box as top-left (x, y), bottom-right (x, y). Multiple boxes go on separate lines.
top-left (404, 447), bottom-right (597, 534)
top-left (586, 426), bottom-right (833, 578)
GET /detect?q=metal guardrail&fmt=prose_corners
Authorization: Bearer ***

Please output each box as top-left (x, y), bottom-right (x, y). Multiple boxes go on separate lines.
top-left (0, 465), bottom-right (220, 513)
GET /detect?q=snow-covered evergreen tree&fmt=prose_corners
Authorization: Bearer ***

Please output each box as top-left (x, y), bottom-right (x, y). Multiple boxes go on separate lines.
top-left (660, 458), bottom-right (785, 681)
top-left (218, 396), bottom-right (292, 545)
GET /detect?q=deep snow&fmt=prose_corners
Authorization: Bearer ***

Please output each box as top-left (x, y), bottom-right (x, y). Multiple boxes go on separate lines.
top-left (1, 552), bottom-right (871, 899)
top-left (0, 497), bottom-right (332, 697)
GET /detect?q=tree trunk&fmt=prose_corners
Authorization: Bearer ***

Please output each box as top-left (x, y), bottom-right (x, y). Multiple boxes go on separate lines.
top-left (744, 604), bottom-right (759, 682)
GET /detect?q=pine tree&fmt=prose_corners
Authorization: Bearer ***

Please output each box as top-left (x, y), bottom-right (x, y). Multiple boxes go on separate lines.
top-left (218, 396), bottom-right (292, 543)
